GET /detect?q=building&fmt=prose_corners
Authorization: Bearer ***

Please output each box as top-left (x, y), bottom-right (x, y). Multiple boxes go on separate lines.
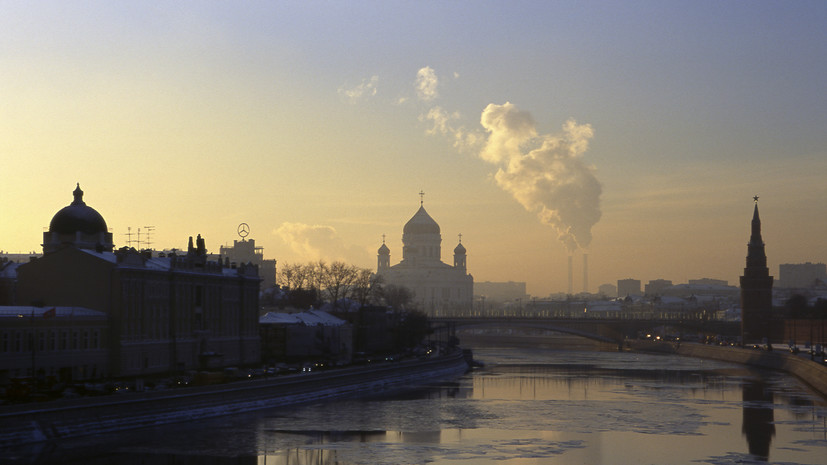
top-left (376, 198), bottom-right (473, 316)
top-left (689, 278), bottom-right (729, 287)
top-left (740, 198), bottom-right (774, 344)
top-left (3, 185), bottom-right (261, 382)
top-left (598, 283), bottom-right (617, 298)
top-left (777, 263), bottom-right (827, 289)
top-left (644, 279), bottom-right (673, 296)
top-left (0, 306), bottom-right (109, 383)
top-left (219, 232), bottom-right (277, 291)
top-left (474, 281), bottom-right (529, 304)
top-left (617, 278), bottom-right (641, 297)
top-left (259, 310), bottom-right (352, 365)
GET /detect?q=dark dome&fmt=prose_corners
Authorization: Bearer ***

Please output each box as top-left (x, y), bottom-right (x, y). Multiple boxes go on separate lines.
top-left (403, 206), bottom-right (440, 235)
top-left (378, 243), bottom-right (390, 255)
top-left (49, 184), bottom-right (108, 235)
top-left (454, 242), bottom-right (466, 254)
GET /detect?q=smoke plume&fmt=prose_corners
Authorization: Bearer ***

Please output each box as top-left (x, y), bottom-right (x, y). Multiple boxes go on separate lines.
top-left (479, 102), bottom-right (602, 252)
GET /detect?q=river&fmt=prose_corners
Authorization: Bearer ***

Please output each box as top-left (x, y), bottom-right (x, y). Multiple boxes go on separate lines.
top-left (4, 343), bottom-right (827, 465)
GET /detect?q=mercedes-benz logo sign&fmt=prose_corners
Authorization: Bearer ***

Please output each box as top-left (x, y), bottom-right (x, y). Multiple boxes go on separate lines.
top-left (237, 223), bottom-right (250, 238)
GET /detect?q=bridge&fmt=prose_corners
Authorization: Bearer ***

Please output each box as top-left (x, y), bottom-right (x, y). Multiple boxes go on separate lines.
top-left (430, 314), bottom-right (741, 345)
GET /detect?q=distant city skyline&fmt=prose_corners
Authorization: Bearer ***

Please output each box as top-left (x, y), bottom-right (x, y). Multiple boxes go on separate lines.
top-left (2, 2), bottom-right (825, 296)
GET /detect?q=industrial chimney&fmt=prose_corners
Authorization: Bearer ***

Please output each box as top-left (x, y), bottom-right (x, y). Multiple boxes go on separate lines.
top-left (568, 255), bottom-right (573, 294)
top-left (583, 253), bottom-right (589, 294)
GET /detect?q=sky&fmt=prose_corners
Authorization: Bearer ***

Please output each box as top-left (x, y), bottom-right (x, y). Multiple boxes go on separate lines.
top-left (1, 1), bottom-right (826, 297)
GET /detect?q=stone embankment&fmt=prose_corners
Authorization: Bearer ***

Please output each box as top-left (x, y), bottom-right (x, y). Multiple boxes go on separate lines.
top-left (0, 351), bottom-right (468, 448)
top-left (627, 340), bottom-right (827, 398)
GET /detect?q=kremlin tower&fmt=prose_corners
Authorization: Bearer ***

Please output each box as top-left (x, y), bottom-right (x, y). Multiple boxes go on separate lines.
top-left (739, 196), bottom-right (774, 345)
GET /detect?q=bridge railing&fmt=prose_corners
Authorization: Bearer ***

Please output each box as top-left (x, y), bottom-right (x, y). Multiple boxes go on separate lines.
top-left (431, 309), bottom-right (728, 322)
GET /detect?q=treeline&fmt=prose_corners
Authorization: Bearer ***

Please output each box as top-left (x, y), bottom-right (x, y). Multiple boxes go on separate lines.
top-left (262, 260), bottom-right (414, 311)
top-left (785, 294), bottom-right (827, 319)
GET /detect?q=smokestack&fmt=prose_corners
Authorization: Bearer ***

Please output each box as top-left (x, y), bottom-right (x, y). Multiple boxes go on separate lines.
top-left (568, 255), bottom-right (573, 295)
top-left (583, 253), bottom-right (589, 293)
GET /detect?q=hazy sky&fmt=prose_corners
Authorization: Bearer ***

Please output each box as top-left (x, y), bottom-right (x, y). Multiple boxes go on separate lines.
top-left (2, 1), bottom-right (825, 296)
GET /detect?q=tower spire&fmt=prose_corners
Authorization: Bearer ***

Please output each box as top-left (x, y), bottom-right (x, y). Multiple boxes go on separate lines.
top-left (740, 195), bottom-right (773, 345)
top-left (72, 183), bottom-right (86, 206)
top-left (419, 190), bottom-right (425, 206)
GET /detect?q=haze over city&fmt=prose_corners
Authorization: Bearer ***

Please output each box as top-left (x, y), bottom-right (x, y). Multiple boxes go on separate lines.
top-left (2, 1), bottom-right (825, 296)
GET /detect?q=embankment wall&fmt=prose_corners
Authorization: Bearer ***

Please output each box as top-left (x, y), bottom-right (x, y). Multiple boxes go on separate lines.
top-left (0, 351), bottom-right (468, 448)
top-left (628, 341), bottom-right (827, 398)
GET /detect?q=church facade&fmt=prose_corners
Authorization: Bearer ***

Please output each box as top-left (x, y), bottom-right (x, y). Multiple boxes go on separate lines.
top-left (377, 201), bottom-right (473, 316)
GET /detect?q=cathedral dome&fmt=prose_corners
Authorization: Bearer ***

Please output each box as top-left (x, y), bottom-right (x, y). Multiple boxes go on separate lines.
top-left (49, 184), bottom-right (108, 235)
top-left (454, 242), bottom-right (466, 254)
top-left (403, 206), bottom-right (440, 235)
top-left (378, 243), bottom-right (390, 255)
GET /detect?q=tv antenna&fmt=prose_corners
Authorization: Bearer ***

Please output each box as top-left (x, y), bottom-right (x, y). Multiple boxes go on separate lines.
top-left (124, 227), bottom-right (134, 248)
top-left (143, 226), bottom-right (155, 249)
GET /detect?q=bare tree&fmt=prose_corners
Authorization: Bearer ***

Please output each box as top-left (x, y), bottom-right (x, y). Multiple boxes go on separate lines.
top-left (384, 284), bottom-right (415, 311)
top-left (307, 260), bottom-right (327, 294)
top-left (352, 269), bottom-right (383, 307)
top-left (323, 261), bottom-right (359, 308)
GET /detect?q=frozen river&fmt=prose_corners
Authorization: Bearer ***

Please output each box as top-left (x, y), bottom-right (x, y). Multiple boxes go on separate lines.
top-left (7, 345), bottom-right (827, 465)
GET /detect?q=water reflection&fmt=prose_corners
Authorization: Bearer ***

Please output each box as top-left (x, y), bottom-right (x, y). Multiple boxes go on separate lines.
top-left (742, 380), bottom-right (776, 461)
top-left (3, 349), bottom-right (826, 465)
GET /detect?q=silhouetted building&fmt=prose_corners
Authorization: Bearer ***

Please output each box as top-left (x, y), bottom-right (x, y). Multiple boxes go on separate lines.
top-left (259, 310), bottom-right (352, 365)
top-left (617, 278), bottom-right (641, 297)
top-left (644, 279), bottom-right (673, 296)
top-left (598, 283), bottom-right (617, 297)
top-left (220, 235), bottom-right (277, 291)
top-left (474, 281), bottom-right (528, 304)
top-left (376, 198), bottom-right (473, 316)
top-left (740, 198), bottom-right (774, 344)
top-left (689, 278), bottom-right (729, 287)
top-left (42, 184), bottom-right (114, 254)
top-left (777, 262), bottom-right (826, 289)
top-left (4, 185), bottom-right (261, 382)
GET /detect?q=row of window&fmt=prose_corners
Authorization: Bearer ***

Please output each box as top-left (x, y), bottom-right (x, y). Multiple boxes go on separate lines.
top-left (0, 329), bottom-right (102, 353)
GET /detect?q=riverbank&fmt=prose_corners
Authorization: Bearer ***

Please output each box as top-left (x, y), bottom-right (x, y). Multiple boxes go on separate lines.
top-left (627, 340), bottom-right (827, 398)
top-left (0, 350), bottom-right (468, 448)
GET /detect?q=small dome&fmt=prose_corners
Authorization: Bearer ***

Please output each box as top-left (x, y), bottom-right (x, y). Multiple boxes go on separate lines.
top-left (403, 206), bottom-right (440, 235)
top-left (378, 243), bottom-right (390, 255)
top-left (49, 184), bottom-right (108, 235)
top-left (454, 242), bottom-right (466, 254)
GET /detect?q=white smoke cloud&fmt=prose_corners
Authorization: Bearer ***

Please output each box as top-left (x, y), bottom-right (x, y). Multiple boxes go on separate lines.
top-left (479, 103), bottom-right (602, 252)
top-left (420, 105), bottom-right (484, 153)
top-left (338, 75), bottom-right (379, 103)
top-left (275, 222), bottom-right (366, 262)
top-left (415, 66), bottom-right (439, 101)
top-left (407, 66), bottom-right (602, 252)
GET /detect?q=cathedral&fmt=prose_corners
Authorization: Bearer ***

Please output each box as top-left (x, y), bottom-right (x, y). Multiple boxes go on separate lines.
top-left (377, 197), bottom-right (473, 316)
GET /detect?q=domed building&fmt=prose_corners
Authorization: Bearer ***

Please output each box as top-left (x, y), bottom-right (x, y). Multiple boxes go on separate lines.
top-left (43, 183), bottom-right (114, 254)
top-left (377, 199), bottom-right (473, 316)
top-left (10, 185), bottom-right (261, 381)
